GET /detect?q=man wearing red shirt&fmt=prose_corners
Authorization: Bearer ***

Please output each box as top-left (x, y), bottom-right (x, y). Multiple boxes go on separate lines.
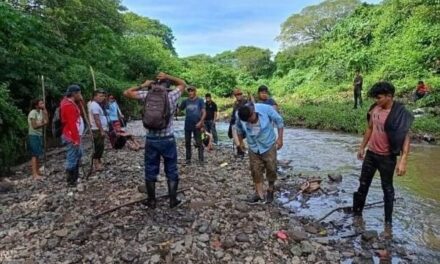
top-left (60, 85), bottom-right (85, 186)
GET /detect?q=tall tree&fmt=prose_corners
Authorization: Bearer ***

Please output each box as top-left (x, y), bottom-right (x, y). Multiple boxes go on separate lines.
top-left (123, 12), bottom-right (176, 55)
top-left (234, 46), bottom-right (275, 79)
top-left (277, 0), bottom-right (361, 47)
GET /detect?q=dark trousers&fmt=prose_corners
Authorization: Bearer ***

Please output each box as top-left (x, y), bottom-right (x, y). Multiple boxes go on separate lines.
top-left (185, 128), bottom-right (203, 162)
top-left (92, 130), bottom-right (105, 159)
top-left (204, 120), bottom-right (218, 144)
top-left (356, 150), bottom-right (396, 223)
top-left (144, 136), bottom-right (178, 182)
top-left (354, 88), bottom-right (363, 108)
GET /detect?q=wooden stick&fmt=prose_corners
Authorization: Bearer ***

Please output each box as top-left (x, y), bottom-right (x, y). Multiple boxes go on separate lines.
top-left (314, 198), bottom-right (402, 224)
top-left (41, 75), bottom-right (47, 176)
top-left (94, 188), bottom-right (190, 218)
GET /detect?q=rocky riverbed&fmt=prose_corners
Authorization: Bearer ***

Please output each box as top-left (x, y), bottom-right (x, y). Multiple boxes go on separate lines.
top-left (1, 138), bottom-right (416, 263)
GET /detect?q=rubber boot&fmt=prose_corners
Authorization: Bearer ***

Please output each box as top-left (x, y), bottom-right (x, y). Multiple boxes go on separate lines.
top-left (353, 191), bottom-right (366, 216)
top-left (384, 196), bottom-right (394, 225)
top-left (66, 169), bottom-right (76, 187)
top-left (266, 181), bottom-right (275, 203)
top-left (167, 180), bottom-right (181, 208)
top-left (145, 181), bottom-right (156, 209)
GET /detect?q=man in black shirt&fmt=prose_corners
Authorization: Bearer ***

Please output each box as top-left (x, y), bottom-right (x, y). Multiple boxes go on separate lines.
top-left (353, 70), bottom-right (363, 109)
top-left (204, 93), bottom-right (218, 144)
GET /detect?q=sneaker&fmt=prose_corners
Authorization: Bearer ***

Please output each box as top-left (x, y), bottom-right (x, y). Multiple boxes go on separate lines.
top-left (266, 190), bottom-right (274, 204)
top-left (247, 194), bottom-right (265, 205)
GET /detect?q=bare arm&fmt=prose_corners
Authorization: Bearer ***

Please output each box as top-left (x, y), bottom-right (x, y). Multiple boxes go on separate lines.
top-left (396, 134), bottom-right (410, 176)
top-left (357, 121), bottom-right (373, 160)
top-left (196, 108), bottom-right (206, 129)
top-left (123, 80), bottom-right (153, 99)
top-left (158, 72), bottom-right (186, 93)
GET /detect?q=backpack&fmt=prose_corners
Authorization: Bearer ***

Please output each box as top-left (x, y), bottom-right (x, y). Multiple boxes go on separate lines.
top-left (52, 107), bottom-right (62, 137)
top-left (142, 84), bottom-right (171, 130)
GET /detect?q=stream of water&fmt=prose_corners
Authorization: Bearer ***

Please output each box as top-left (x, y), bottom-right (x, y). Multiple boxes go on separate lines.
top-left (127, 120), bottom-right (440, 263)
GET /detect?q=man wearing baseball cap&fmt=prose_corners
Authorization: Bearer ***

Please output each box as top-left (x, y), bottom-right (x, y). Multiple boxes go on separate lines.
top-left (60, 84), bottom-right (85, 186)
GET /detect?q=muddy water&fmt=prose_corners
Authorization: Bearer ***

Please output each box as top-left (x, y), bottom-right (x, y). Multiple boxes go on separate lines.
top-left (127, 120), bottom-right (440, 262)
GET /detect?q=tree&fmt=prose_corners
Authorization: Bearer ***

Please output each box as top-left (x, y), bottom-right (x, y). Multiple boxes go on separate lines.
top-left (123, 12), bottom-right (176, 54)
top-left (277, 0), bottom-right (361, 47)
top-left (234, 46), bottom-right (275, 79)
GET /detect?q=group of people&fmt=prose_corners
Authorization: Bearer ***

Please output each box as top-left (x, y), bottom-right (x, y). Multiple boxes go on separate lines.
top-left (27, 71), bottom-right (414, 234)
top-left (352, 70), bottom-right (431, 108)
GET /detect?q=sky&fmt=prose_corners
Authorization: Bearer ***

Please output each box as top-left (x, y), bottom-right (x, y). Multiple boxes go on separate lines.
top-left (122, 0), bottom-right (382, 57)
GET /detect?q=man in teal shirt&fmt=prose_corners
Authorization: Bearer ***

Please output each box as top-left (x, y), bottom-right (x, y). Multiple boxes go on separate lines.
top-left (236, 103), bottom-right (284, 204)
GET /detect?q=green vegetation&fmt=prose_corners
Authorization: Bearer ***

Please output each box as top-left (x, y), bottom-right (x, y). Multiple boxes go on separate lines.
top-left (1, 0), bottom-right (439, 173)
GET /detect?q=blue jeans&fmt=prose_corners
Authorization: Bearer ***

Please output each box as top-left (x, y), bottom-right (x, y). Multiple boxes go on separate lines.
top-left (62, 137), bottom-right (83, 171)
top-left (144, 135), bottom-right (178, 182)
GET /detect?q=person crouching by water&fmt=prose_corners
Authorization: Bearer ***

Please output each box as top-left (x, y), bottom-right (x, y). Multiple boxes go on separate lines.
top-left (27, 98), bottom-right (49, 180)
top-left (353, 81), bottom-right (413, 236)
top-left (236, 103), bottom-right (284, 204)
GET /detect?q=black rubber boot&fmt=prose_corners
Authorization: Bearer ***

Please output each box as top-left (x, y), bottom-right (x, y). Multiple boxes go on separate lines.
top-left (266, 181), bottom-right (275, 204)
top-left (66, 169), bottom-right (76, 187)
top-left (384, 196), bottom-right (394, 225)
top-left (145, 181), bottom-right (156, 209)
top-left (353, 191), bottom-right (366, 216)
top-left (167, 180), bottom-right (181, 208)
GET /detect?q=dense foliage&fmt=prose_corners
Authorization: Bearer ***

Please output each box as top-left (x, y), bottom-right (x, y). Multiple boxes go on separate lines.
top-left (1, 0), bottom-right (439, 172)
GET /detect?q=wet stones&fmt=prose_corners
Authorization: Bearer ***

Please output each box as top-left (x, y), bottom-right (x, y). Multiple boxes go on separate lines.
top-left (362, 230), bottom-right (379, 242)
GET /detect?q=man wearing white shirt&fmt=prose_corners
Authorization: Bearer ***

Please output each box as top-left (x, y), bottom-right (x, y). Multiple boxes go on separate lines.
top-left (88, 89), bottom-right (108, 171)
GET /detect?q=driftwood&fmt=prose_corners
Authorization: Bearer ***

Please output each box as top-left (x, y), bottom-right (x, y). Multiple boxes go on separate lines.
top-left (314, 198), bottom-right (403, 224)
top-left (94, 188), bottom-right (189, 218)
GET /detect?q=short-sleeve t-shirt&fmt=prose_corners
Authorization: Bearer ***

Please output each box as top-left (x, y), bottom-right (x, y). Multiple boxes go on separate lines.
top-left (89, 101), bottom-right (109, 131)
top-left (368, 105), bottom-right (391, 155)
top-left (205, 101), bottom-right (218, 121)
top-left (28, 109), bottom-right (43, 136)
top-left (180, 97), bottom-right (205, 130)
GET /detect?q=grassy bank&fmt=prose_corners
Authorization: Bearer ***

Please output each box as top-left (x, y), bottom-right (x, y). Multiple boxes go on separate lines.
top-left (211, 90), bottom-right (440, 139)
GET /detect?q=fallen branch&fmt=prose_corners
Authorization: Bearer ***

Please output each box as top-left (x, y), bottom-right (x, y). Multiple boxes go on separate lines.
top-left (314, 198), bottom-right (403, 224)
top-left (94, 188), bottom-right (190, 218)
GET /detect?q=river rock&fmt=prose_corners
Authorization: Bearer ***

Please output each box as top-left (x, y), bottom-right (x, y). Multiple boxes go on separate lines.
top-left (327, 173), bottom-right (342, 182)
top-left (288, 230), bottom-right (308, 242)
top-left (198, 234), bottom-right (210, 242)
top-left (362, 230), bottom-right (378, 241)
top-left (300, 241), bottom-right (315, 255)
top-left (150, 254), bottom-right (161, 264)
top-left (0, 180), bottom-right (14, 193)
top-left (325, 251), bottom-right (340, 262)
top-left (235, 233), bottom-right (250, 243)
top-left (222, 237), bottom-right (236, 249)
top-left (304, 225), bottom-right (319, 234)
top-left (253, 256), bottom-right (265, 264)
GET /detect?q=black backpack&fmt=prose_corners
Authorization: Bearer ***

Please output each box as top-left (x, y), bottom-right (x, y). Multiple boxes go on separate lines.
top-left (142, 84), bottom-right (171, 130)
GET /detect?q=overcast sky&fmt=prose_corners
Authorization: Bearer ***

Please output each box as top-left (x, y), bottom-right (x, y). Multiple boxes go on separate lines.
top-left (122, 0), bottom-right (382, 57)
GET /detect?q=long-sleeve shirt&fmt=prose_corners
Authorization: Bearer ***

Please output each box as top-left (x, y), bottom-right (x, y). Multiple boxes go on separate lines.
top-left (235, 103), bottom-right (284, 155)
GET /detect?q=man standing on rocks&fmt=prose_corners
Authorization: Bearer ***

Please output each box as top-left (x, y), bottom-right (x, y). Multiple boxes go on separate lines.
top-left (204, 93), bottom-right (218, 145)
top-left (27, 98), bottom-right (48, 180)
top-left (236, 103), bottom-right (284, 204)
top-left (228, 88), bottom-right (248, 158)
top-left (123, 72), bottom-right (186, 208)
top-left (60, 85), bottom-right (85, 187)
top-left (353, 81), bottom-right (413, 235)
top-left (179, 86), bottom-right (206, 165)
top-left (88, 89), bottom-right (108, 171)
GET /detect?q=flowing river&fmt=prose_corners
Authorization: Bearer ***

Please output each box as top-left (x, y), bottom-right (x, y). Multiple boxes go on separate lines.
top-left (127, 120), bottom-right (440, 263)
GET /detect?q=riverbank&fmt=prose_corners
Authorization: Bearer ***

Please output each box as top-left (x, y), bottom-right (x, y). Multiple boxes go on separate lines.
top-left (1, 137), bottom-right (419, 263)
top-left (213, 95), bottom-right (440, 142)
